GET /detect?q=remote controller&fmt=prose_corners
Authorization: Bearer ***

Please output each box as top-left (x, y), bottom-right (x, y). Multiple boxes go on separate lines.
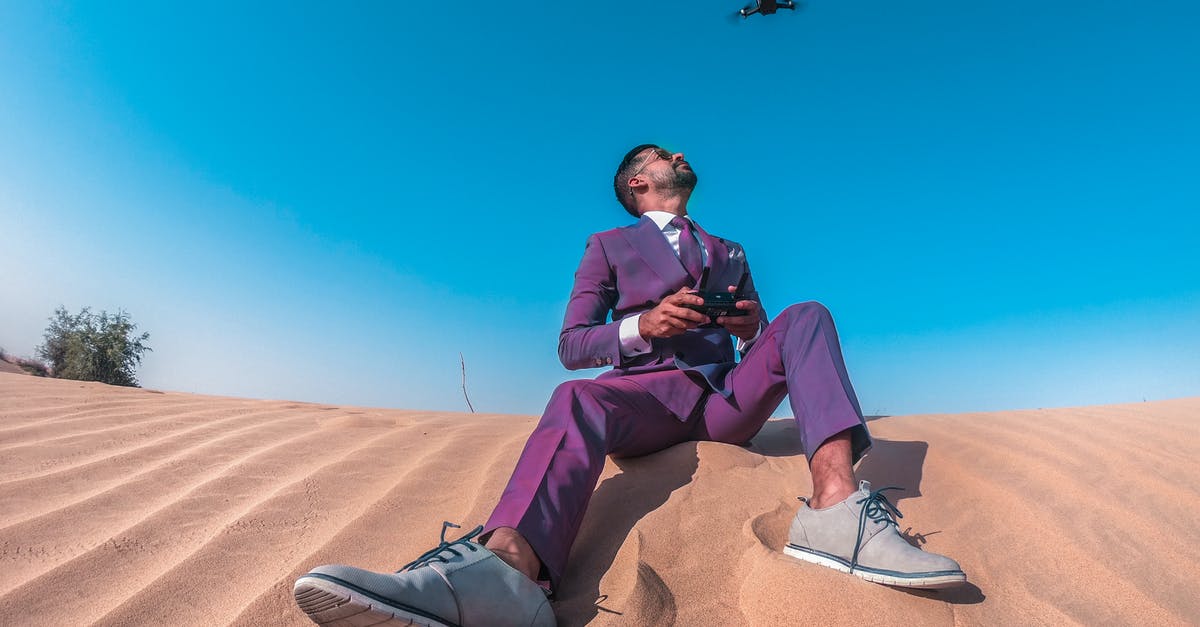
top-left (684, 269), bottom-right (750, 324)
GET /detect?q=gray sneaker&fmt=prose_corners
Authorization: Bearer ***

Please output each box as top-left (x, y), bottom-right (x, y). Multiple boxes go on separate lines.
top-left (784, 481), bottom-right (967, 589)
top-left (294, 522), bottom-right (555, 627)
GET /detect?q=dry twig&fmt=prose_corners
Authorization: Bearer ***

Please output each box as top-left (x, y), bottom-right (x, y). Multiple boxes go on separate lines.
top-left (460, 352), bottom-right (476, 413)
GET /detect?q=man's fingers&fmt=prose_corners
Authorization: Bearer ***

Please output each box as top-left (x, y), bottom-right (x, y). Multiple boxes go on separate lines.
top-left (665, 305), bottom-right (706, 324)
top-left (668, 292), bottom-right (704, 307)
top-left (661, 316), bottom-right (695, 336)
top-left (735, 300), bottom-right (759, 311)
top-left (673, 285), bottom-right (702, 302)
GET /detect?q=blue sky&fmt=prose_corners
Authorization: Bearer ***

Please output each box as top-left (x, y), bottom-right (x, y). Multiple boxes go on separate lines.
top-left (1, 1), bottom-right (1197, 416)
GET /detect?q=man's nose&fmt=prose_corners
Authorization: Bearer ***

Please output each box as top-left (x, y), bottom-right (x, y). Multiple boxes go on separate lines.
top-left (671, 152), bottom-right (685, 162)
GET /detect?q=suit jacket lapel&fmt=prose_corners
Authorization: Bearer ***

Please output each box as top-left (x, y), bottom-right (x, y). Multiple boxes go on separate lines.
top-left (620, 215), bottom-right (691, 289)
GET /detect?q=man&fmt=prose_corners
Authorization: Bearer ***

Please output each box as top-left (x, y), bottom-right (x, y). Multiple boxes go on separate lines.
top-left (293, 145), bottom-right (966, 627)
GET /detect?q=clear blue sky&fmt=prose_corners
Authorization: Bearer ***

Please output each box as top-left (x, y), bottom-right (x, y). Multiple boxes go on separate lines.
top-left (2, 1), bottom-right (1197, 416)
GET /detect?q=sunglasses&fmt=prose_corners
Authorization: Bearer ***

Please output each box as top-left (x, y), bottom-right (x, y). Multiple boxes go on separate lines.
top-left (629, 148), bottom-right (675, 179)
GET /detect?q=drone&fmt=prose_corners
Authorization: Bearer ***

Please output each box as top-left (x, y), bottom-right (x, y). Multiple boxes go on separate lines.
top-left (737, 0), bottom-right (798, 18)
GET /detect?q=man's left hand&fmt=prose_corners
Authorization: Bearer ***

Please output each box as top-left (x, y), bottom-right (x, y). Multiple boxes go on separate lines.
top-left (716, 284), bottom-right (760, 341)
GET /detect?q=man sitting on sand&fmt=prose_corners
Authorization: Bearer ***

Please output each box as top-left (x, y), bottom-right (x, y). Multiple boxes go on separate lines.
top-left (293, 144), bottom-right (966, 626)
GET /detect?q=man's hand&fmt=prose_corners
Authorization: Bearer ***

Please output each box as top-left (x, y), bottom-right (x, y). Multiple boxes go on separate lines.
top-left (717, 284), bottom-right (761, 341)
top-left (639, 287), bottom-right (707, 340)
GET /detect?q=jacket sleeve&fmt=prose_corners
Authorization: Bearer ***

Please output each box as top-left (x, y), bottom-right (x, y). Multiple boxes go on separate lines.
top-left (558, 234), bottom-right (623, 370)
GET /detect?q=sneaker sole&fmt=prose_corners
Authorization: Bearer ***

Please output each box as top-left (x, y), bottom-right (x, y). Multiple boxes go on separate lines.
top-left (782, 544), bottom-right (966, 589)
top-left (294, 574), bottom-right (455, 627)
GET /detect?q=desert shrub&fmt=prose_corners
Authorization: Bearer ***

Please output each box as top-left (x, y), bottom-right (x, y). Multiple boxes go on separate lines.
top-left (16, 356), bottom-right (51, 377)
top-left (1, 346), bottom-right (51, 377)
top-left (38, 306), bottom-right (152, 387)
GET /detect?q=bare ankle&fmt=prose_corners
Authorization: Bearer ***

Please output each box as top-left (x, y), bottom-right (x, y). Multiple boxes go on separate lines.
top-left (806, 485), bottom-right (855, 510)
top-left (484, 527), bottom-right (541, 582)
top-left (806, 429), bottom-right (857, 510)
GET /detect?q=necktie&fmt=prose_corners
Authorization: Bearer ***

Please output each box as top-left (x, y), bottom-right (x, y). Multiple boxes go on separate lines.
top-left (670, 216), bottom-right (704, 281)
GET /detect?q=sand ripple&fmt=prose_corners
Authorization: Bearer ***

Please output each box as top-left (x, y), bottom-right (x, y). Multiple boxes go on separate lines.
top-left (1, 373), bottom-right (1197, 625)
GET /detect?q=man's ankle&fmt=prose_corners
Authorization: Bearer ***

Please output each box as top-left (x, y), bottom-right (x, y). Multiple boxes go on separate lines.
top-left (806, 485), bottom-right (856, 510)
top-left (484, 527), bottom-right (541, 582)
top-left (489, 547), bottom-right (540, 582)
top-left (806, 429), bottom-right (857, 510)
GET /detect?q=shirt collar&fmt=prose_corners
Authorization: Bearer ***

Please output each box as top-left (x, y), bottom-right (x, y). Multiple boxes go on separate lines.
top-left (642, 211), bottom-right (693, 231)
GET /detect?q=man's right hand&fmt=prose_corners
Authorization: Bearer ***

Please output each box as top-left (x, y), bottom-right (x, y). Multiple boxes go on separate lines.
top-left (638, 287), bottom-right (707, 340)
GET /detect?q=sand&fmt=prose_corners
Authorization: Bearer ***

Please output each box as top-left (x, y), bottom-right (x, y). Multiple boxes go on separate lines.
top-left (0, 371), bottom-right (1197, 625)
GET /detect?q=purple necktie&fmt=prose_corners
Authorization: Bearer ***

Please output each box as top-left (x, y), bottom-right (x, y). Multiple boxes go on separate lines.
top-left (670, 216), bottom-right (704, 281)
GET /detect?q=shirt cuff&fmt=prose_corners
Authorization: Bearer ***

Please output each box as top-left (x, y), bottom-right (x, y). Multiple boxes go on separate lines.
top-left (619, 314), bottom-right (653, 357)
top-left (735, 323), bottom-right (763, 353)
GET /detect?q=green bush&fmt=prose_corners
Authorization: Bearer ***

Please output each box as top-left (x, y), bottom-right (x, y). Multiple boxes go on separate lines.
top-left (38, 306), bottom-right (152, 387)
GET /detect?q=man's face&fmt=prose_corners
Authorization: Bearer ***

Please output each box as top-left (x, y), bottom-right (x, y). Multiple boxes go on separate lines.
top-left (633, 147), bottom-right (698, 194)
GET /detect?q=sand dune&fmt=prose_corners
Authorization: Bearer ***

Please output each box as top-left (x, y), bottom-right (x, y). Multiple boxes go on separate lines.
top-left (1, 372), bottom-right (1197, 625)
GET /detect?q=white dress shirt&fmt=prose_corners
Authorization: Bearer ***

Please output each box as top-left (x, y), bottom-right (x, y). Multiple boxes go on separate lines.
top-left (617, 211), bottom-right (760, 358)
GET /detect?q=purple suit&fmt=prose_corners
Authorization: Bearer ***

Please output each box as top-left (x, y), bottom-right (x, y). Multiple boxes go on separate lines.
top-left (559, 215), bottom-right (761, 419)
top-left (485, 215), bottom-right (871, 589)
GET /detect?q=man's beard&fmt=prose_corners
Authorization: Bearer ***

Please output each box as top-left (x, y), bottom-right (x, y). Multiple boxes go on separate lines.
top-left (650, 163), bottom-right (698, 195)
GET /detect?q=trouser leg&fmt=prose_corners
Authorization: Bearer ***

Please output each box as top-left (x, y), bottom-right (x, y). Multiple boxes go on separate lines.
top-left (483, 378), bottom-right (691, 588)
top-left (694, 301), bottom-right (872, 463)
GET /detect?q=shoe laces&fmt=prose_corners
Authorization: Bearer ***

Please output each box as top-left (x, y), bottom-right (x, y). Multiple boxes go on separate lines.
top-left (850, 486), bottom-right (904, 571)
top-left (397, 521), bottom-right (484, 573)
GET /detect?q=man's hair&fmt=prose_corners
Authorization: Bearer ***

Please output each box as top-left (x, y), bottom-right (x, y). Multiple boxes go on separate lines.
top-left (613, 143), bottom-right (660, 218)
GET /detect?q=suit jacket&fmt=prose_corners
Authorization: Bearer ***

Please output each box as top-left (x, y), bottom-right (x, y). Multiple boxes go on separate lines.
top-left (557, 215), bottom-right (769, 420)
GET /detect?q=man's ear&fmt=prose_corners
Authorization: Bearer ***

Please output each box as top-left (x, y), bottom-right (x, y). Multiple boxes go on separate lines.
top-left (628, 175), bottom-right (647, 193)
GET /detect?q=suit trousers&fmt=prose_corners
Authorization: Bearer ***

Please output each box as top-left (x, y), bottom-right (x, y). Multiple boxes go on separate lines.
top-left (483, 301), bottom-right (871, 589)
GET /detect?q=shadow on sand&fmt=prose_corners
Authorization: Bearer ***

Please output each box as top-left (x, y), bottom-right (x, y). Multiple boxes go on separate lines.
top-left (553, 442), bottom-right (700, 622)
top-left (553, 420), bottom-right (983, 622)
